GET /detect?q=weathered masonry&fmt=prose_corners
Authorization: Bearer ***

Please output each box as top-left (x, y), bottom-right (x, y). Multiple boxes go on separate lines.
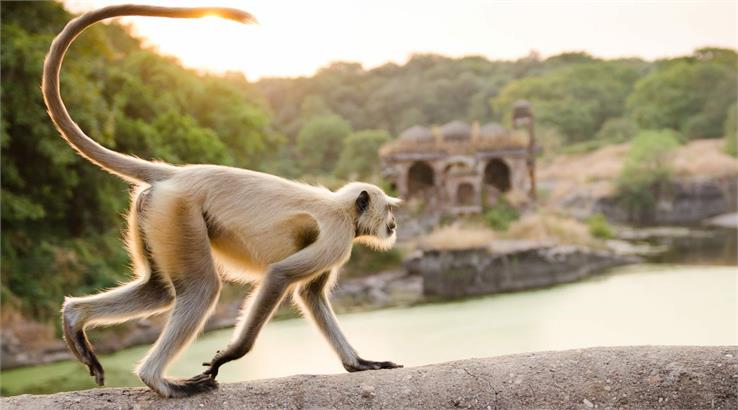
top-left (380, 101), bottom-right (537, 214)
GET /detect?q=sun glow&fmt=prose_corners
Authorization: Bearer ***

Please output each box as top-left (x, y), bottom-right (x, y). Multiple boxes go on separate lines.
top-left (64, 0), bottom-right (737, 81)
top-left (128, 14), bottom-right (258, 75)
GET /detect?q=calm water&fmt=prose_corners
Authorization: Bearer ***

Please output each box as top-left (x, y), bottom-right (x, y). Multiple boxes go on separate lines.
top-left (2, 264), bottom-right (737, 395)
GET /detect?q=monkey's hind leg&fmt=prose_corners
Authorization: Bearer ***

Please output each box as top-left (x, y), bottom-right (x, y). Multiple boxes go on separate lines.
top-left (134, 200), bottom-right (222, 398)
top-left (61, 273), bottom-right (174, 385)
top-left (61, 202), bottom-right (174, 386)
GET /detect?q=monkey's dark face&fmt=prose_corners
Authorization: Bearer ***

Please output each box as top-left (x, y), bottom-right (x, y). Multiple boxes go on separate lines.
top-left (354, 188), bottom-right (400, 251)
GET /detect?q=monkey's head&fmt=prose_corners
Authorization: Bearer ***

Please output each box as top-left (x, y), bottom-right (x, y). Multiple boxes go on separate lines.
top-left (339, 182), bottom-right (401, 250)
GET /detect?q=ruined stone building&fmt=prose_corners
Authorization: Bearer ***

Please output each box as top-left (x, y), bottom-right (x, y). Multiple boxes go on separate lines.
top-left (379, 102), bottom-right (537, 215)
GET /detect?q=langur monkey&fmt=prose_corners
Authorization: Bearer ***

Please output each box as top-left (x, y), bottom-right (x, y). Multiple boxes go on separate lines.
top-left (44, 5), bottom-right (402, 398)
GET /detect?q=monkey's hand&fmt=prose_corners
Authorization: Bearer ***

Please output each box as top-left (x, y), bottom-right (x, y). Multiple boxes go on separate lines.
top-left (62, 318), bottom-right (105, 386)
top-left (343, 357), bottom-right (403, 372)
top-left (202, 347), bottom-right (245, 379)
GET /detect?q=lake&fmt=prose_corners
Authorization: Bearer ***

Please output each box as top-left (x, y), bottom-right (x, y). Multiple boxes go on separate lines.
top-left (1, 264), bottom-right (736, 396)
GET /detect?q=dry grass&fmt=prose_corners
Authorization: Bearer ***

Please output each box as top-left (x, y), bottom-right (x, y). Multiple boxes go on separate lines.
top-left (538, 139), bottom-right (738, 207)
top-left (671, 139), bottom-right (738, 178)
top-left (418, 225), bottom-right (496, 251)
top-left (418, 213), bottom-right (599, 251)
top-left (504, 213), bottom-right (596, 247)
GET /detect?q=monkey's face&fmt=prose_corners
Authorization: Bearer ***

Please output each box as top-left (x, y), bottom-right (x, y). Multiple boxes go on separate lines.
top-left (353, 187), bottom-right (400, 251)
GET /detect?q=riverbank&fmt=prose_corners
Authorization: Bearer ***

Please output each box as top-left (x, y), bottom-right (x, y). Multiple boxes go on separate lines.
top-left (3, 346), bottom-right (735, 409)
top-left (0, 240), bottom-right (634, 370)
top-left (410, 240), bottom-right (638, 298)
top-left (3, 225), bottom-right (734, 371)
top-left (3, 265), bottom-right (734, 397)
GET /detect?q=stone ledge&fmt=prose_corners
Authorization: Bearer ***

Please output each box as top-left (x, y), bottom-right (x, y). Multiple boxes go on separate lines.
top-left (3, 346), bottom-right (736, 409)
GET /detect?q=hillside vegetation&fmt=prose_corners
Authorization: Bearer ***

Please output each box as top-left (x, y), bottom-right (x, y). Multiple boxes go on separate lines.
top-left (2, 1), bottom-right (736, 322)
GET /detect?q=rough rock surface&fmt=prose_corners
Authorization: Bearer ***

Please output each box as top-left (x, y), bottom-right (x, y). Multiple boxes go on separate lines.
top-left (3, 346), bottom-right (736, 409)
top-left (410, 241), bottom-right (639, 298)
top-left (594, 177), bottom-right (737, 224)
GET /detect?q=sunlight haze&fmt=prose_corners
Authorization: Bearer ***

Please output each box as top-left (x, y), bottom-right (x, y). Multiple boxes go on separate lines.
top-left (64, 1), bottom-right (737, 80)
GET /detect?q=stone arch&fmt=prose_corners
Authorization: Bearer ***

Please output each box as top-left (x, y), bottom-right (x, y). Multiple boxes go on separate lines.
top-left (484, 159), bottom-right (511, 193)
top-left (456, 183), bottom-right (475, 206)
top-left (407, 161), bottom-right (435, 197)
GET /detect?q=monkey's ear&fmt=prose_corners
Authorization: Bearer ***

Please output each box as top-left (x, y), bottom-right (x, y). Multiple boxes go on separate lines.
top-left (356, 190), bottom-right (370, 213)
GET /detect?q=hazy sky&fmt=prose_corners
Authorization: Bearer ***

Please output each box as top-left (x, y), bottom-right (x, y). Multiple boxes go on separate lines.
top-left (65, 1), bottom-right (737, 80)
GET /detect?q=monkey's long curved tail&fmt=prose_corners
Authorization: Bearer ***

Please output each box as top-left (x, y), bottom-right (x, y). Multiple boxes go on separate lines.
top-left (42, 5), bottom-right (256, 184)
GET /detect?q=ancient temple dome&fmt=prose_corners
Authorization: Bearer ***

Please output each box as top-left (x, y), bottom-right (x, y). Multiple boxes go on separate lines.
top-left (398, 125), bottom-right (433, 143)
top-left (381, 118), bottom-right (530, 159)
top-left (440, 121), bottom-right (471, 141)
top-left (480, 122), bottom-right (509, 139)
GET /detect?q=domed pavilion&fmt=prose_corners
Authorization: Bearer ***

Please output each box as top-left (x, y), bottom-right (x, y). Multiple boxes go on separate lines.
top-left (379, 103), bottom-right (537, 214)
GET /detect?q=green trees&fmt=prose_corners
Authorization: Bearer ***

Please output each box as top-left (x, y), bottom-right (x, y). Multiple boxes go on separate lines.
top-left (294, 117), bottom-right (389, 180)
top-left (297, 114), bottom-right (352, 174)
top-left (258, 48), bottom-right (735, 158)
top-left (493, 61), bottom-right (642, 143)
top-left (1, 2), bottom-right (274, 318)
top-left (334, 130), bottom-right (391, 179)
top-left (257, 53), bottom-right (520, 140)
top-left (626, 48), bottom-right (737, 140)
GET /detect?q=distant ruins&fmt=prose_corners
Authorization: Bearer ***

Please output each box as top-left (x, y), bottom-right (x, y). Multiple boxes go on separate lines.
top-left (380, 101), bottom-right (537, 214)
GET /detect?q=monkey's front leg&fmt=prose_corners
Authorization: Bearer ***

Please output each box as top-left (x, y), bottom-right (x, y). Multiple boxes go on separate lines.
top-left (203, 273), bottom-right (291, 378)
top-left (296, 271), bottom-right (403, 372)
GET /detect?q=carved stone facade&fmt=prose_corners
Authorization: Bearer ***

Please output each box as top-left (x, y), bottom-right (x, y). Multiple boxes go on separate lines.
top-left (380, 117), bottom-right (536, 215)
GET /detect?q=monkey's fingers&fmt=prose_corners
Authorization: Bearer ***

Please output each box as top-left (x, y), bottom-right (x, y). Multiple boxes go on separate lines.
top-left (87, 359), bottom-right (105, 386)
top-left (345, 358), bottom-right (403, 372)
top-left (202, 348), bottom-right (241, 379)
top-left (79, 343), bottom-right (105, 385)
top-left (69, 329), bottom-right (106, 385)
top-left (376, 361), bottom-right (403, 369)
top-left (202, 360), bottom-right (221, 378)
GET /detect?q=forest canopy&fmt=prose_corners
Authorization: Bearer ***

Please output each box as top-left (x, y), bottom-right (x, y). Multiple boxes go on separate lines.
top-left (2, 2), bottom-right (736, 321)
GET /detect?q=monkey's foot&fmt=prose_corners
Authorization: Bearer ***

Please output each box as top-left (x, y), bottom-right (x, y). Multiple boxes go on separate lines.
top-left (62, 316), bottom-right (105, 385)
top-left (157, 374), bottom-right (219, 398)
top-left (344, 357), bottom-right (403, 372)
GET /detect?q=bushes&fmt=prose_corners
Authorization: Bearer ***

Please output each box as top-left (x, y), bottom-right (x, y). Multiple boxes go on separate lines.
top-left (587, 214), bottom-right (614, 239)
top-left (596, 117), bottom-right (639, 144)
top-left (484, 199), bottom-right (520, 231)
top-left (615, 130), bottom-right (680, 220)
